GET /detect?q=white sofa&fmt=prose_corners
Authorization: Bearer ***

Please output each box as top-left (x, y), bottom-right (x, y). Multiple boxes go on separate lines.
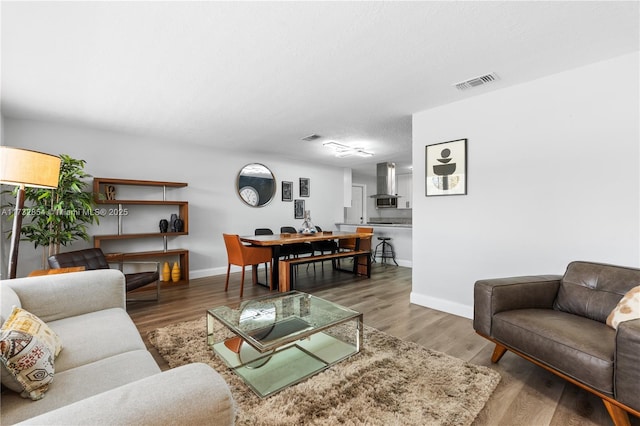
top-left (0, 269), bottom-right (236, 425)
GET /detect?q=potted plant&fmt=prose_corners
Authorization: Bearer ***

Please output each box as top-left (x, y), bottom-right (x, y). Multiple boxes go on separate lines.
top-left (4, 154), bottom-right (101, 267)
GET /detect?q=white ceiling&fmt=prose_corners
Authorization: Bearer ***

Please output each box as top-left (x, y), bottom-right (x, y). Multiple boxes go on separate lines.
top-left (1, 1), bottom-right (638, 177)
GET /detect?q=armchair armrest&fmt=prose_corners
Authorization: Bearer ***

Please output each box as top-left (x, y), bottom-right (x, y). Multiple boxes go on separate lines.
top-left (3, 270), bottom-right (126, 323)
top-left (473, 274), bottom-right (562, 336)
top-left (614, 319), bottom-right (640, 412)
top-left (16, 363), bottom-right (236, 426)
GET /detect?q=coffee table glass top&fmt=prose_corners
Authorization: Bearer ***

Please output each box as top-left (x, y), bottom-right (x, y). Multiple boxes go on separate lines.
top-left (207, 291), bottom-right (361, 353)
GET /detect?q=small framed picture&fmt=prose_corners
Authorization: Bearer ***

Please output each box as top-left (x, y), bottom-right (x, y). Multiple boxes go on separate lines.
top-left (299, 178), bottom-right (310, 197)
top-left (294, 199), bottom-right (305, 219)
top-left (425, 139), bottom-right (467, 196)
top-left (282, 181), bottom-right (293, 201)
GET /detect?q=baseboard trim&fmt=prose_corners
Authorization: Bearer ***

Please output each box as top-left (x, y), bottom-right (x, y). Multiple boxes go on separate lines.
top-left (189, 261), bottom-right (412, 281)
top-left (189, 265), bottom-right (261, 280)
top-left (409, 291), bottom-right (473, 319)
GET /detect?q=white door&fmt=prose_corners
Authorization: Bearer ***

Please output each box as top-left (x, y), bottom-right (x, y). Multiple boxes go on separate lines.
top-left (346, 185), bottom-right (365, 224)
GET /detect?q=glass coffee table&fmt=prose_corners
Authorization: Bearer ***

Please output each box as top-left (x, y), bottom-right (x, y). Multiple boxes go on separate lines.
top-left (207, 291), bottom-right (363, 398)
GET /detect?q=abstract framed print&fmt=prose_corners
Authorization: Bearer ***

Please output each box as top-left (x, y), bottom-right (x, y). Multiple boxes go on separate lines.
top-left (425, 139), bottom-right (467, 196)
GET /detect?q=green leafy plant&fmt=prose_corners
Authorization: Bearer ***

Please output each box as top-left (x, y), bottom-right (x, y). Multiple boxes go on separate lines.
top-left (4, 154), bottom-right (101, 264)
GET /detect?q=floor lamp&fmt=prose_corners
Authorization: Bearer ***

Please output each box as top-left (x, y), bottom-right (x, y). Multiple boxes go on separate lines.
top-left (0, 147), bottom-right (61, 279)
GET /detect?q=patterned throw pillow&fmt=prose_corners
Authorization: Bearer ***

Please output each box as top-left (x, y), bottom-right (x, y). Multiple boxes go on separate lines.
top-left (0, 307), bottom-right (63, 399)
top-left (606, 286), bottom-right (640, 330)
top-left (0, 330), bottom-right (55, 400)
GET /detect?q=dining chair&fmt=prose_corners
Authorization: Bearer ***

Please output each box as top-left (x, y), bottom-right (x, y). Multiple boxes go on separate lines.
top-left (255, 228), bottom-right (293, 259)
top-left (337, 226), bottom-right (374, 269)
top-left (311, 226), bottom-right (338, 270)
top-left (223, 233), bottom-right (273, 297)
top-left (339, 226), bottom-right (374, 251)
top-left (280, 226), bottom-right (315, 275)
top-left (280, 226), bottom-right (314, 258)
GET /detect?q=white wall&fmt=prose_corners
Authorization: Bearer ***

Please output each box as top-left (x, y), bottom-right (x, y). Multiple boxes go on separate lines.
top-left (2, 119), bottom-right (346, 278)
top-left (411, 52), bottom-right (640, 318)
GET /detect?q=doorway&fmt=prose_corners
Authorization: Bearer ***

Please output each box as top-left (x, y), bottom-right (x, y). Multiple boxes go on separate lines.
top-left (346, 184), bottom-right (366, 224)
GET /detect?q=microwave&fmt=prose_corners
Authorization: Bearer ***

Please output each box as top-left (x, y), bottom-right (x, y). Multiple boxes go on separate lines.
top-left (375, 197), bottom-right (397, 208)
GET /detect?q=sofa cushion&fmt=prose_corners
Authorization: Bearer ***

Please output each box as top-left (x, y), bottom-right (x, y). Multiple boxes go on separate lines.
top-left (1, 349), bottom-right (160, 425)
top-left (1, 307), bottom-right (63, 395)
top-left (16, 363), bottom-right (236, 426)
top-left (606, 286), bottom-right (640, 330)
top-left (493, 308), bottom-right (616, 395)
top-left (48, 308), bottom-right (146, 373)
top-left (0, 329), bottom-right (55, 400)
top-left (554, 261), bottom-right (640, 323)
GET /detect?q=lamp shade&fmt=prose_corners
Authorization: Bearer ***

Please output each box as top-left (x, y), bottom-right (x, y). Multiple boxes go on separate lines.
top-left (0, 147), bottom-right (61, 189)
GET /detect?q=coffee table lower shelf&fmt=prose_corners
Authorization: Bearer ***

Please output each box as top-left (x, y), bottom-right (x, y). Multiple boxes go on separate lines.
top-left (212, 332), bottom-right (357, 398)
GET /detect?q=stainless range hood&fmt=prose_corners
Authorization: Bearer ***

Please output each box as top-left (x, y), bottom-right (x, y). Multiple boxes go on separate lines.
top-left (370, 162), bottom-right (399, 199)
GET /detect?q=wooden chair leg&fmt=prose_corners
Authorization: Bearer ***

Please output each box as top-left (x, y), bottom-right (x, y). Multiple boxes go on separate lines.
top-left (240, 267), bottom-right (245, 298)
top-left (602, 400), bottom-right (631, 426)
top-left (491, 343), bottom-right (508, 363)
top-left (224, 264), bottom-right (231, 292)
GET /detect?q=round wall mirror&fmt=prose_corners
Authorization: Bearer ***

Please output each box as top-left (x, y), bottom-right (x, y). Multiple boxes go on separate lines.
top-left (236, 163), bottom-right (276, 207)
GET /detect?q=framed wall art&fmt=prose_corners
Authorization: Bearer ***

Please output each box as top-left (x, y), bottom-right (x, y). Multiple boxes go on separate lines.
top-left (294, 199), bottom-right (305, 219)
top-left (425, 139), bottom-right (467, 196)
top-left (282, 181), bottom-right (293, 201)
top-left (299, 178), bottom-right (310, 197)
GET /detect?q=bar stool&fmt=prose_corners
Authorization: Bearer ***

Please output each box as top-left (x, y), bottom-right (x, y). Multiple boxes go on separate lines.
top-left (373, 237), bottom-right (398, 266)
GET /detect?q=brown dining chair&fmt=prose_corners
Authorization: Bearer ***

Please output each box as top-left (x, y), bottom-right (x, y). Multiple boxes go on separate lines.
top-left (223, 233), bottom-right (273, 297)
top-left (337, 226), bottom-right (373, 269)
top-left (339, 226), bottom-right (374, 251)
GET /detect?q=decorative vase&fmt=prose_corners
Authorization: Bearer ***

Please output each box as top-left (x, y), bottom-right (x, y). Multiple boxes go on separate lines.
top-left (173, 218), bottom-right (184, 233)
top-left (170, 214), bottom-right (178, 232)
top-left (159, 219), bottom-right (169, 233)
top-left (162, 262), bottom-right (171, 282)
top-left (171, 262), bottom-right (181, 282)
top-left (299, 210), bottom-right (316, 234)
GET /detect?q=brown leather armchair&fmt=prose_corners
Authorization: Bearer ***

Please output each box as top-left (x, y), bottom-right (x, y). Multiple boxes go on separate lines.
top-left (48, 248), bottom-right (160, 302)
top-left (474, 261), bottom-right (640, 426)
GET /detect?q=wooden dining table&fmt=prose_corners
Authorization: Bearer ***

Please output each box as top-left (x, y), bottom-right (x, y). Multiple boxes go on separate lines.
top-left (240, 231), bottom-right (373, 290)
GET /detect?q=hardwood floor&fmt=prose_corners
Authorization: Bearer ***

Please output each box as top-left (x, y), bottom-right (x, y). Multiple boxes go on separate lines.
top-left (127, 263), bottom-right (637, 426)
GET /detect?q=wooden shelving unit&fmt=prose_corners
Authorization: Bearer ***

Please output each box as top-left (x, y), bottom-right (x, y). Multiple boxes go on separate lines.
top-left (93, 178), bottom-right (189, 282)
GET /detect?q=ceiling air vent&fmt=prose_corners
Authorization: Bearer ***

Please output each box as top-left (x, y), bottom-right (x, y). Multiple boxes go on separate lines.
top-left (454, 73), bottom-right (499, 91)
top-left (301, 134), bottom-right (321, 141)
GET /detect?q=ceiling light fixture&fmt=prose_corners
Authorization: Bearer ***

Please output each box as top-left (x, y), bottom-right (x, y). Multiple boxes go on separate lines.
top-left (322, 141), bottom-right (373, 158)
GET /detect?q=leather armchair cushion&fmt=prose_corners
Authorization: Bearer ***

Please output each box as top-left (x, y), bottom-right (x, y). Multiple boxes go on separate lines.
top-left (473, 275), bottom-right (562, 337)
top-left (554, 261), bottom-right (640, 323)
top-left (49, 249), bottom-right (110, 271)
top-left (493, 308), bottom-right (616, 395)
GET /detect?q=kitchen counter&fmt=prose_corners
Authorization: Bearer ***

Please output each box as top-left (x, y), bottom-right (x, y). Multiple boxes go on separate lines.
top-left (335, 222), bottom-right (412, 228)
top-left (336, 223), bottom-right (412, 267)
